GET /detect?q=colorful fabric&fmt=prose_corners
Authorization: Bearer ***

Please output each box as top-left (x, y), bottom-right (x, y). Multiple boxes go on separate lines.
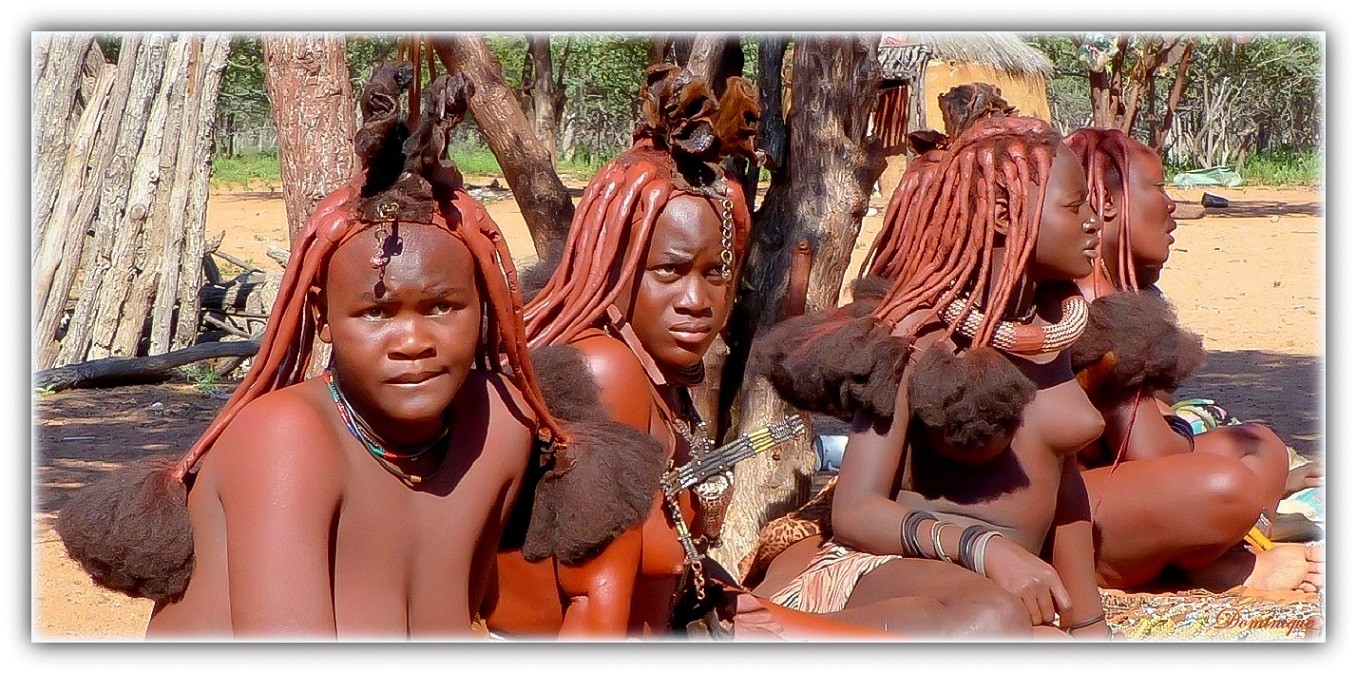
top-left (1171, 397), bottom-right (1241, 435)
top-left (767, 542), bottom-right (898, 614)
top-left (1101, 588), bottom-right (1322, 641)
top-left (1277, 486), bottom-right (1324, 524)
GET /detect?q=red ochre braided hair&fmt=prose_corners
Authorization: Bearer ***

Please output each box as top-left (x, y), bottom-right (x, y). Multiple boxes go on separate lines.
top-left (868, 116), bottom-right (1066, 346)
top-left (1063, 127), bottom-right (1143, 291)
top-left (1063, 128), bottom-right (1205, 402)
top-left (755, 116), bottom-right (1067, 452)
top-left (56, 61), bottom-right (569, 601)
top-left (523, 64), bottom-right (759, 348)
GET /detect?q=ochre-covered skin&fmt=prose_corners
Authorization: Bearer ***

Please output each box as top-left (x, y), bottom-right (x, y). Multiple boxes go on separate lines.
top-left (1066, 128), bottom-right (1321, 594)
top-left (482, 65), bottom-right (880, 640)
top-left (58, 65), bottom-right (586, 639)
top-left (747, 116), bottom-right (1117, 639)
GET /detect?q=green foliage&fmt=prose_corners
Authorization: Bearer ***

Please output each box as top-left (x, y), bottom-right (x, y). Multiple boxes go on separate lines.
top-left (183, 362), bottom-right (223, 394)
top-left (210, 151), bottom-right (280, 191)
top-left (447, 141), bottom-right (504, 177)
top-left (1022, 34), bottom-right (1090, 135)
top-left (1025, 32), bottom-right (1322, 177)
top-left (1239, 148), bottom-right (1321, 185)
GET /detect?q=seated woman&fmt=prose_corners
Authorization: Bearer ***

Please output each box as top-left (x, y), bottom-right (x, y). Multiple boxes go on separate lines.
top-left (481, 65), bottom-right (877, 640)
top-left (744, 115), bottom-right (1114, 639)
top-left (55, 65), bottom-right (627, 639)
top-left (1064, 127), bottom-right (1323, 593)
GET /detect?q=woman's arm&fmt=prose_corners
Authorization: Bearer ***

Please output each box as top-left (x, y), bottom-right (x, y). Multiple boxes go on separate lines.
top-left (1102, 391), bottom-right (1192, 462)
top-left (1049, 453), bottom-right (1111, 639)
top-left (214, 397), bottom-right (344, 638)
top-left (556, 525), bottom-right (643, 635)
top-left (548, 335), bottom-right (656, 636)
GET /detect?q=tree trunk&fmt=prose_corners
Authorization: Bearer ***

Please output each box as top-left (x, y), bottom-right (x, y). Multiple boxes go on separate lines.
top-left (434, 36), bottom-right (574, 259)
top-left (686, 35), bottom-right (744, 98)
top-left (710, 35), bottom-right (882, 573)
top-left (33, 38), bottom-right (118, 370)
top-left (35, 339), bottom-right (261, 393)
top-left (649, 35), bottom-right (669, 66)
top-left (151, 36), bottom-right (230, 354)
top-left (32, 34), bottom-right (97, 244)
top-left (1152, 40), bottom-right (1194, 153)
top-left (58, 34), bottom-right (171, 367)
top-left (527, 34), bottom-right (559, 162)
top-left (173, 37), bottom-right (232, 352)
top-left (261, 34), bottom-right (357, 242)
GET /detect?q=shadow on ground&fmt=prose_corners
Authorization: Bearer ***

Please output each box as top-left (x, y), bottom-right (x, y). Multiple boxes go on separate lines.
top-left (33, 384), bottom-right (225, 520)
top-left (1199, 200), bottom-right (1322, 219)
top-left (1182, 349), bottom-right (1322, 458)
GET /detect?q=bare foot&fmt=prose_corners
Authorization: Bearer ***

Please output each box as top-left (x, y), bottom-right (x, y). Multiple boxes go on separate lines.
top-left (1243, 543), bottom-right (1324, 593)
top-left (1284, 461), bottom-right (1323, 495)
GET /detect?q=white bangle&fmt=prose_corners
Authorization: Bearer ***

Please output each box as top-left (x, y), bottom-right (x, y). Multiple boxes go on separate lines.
top-left (974, 531), bottom-right (1003, 577)
top-left (930, 521), bottom-right (952, 563)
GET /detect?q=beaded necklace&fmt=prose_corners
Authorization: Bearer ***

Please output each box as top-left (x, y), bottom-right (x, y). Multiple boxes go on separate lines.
top-left (939, 292), bottom-right (1088, 355)
top-left (323, 368), bottom-right (451, 487)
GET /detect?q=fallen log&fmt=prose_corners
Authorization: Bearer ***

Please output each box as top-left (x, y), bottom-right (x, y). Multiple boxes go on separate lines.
top-left (34, 339), bottom-right (260, 392)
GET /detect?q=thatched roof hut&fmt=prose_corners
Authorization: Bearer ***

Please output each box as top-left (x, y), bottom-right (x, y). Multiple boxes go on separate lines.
top-left (873, 32), bottom-right (1054, 195)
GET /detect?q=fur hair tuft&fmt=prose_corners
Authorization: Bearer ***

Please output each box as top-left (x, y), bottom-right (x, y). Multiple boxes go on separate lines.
top-left (55, 456), bottom-right (194, 601)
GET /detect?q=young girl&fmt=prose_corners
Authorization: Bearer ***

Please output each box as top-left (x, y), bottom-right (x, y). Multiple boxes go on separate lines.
top-left (482, 65), bottom-right (875, 640)
top-left (746, 116), bottom-right (1113, 639)
top-left (1065, 127), bottom-right (1322, 594)
top-left (56, 64), bottom-right (635, 639)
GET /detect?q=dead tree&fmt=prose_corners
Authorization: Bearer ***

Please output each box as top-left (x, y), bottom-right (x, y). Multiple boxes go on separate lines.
top-left (45, 35), bottom-right (229, 369)
top-left (710, 35), bottom-right (883, 572)
top-left (261, 34), bottom-right (357, 241)
top-left (525, 34), bottom-right (571, 163)
top-left (1084, 34), bottom-right (1192, 141)
top-left (34, 35), bottom-right (120, 369)
top-left (434, 36), bottom-right (575, 259)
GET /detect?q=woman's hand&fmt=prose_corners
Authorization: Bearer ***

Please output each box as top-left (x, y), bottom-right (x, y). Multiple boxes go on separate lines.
top-left (1068, 620), bottom-right (1115, 641)
top-left (981, 536), bottom-right (1073, 626)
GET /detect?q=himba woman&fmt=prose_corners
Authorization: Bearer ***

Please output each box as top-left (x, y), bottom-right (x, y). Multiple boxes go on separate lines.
top-left (1063, 127), bottom-right (1323, 594)
top-left (480, 64), bottom-right (878, 640)
top-left (55, 62), bottom-right (636, 639)
top-left (742, 111), bottom-right (1115, 639)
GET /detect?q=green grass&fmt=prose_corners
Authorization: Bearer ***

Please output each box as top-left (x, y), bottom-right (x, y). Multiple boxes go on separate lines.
top-left (1239, 149), bottom-right (1321, 186)
top-left (447, 141), bottom-right (620, 182)
top-left (182, 362), bottom-right (223, 394)
top-left (209, 139), bottom-right (636, 189)
top-left (211, 151), bottom-right (281, 191)
top-left (1164, 149), bottom-right (1320, 188)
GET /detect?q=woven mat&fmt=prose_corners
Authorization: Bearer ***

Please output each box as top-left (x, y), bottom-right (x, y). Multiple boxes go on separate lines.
top-left (1101, 587), bottom-right (1323, 641)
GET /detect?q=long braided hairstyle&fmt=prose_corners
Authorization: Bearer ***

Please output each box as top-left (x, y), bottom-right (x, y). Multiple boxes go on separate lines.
top-left (1064, 127), bottom-right (1142, 291)
top-left (755, 116), bottom-right (1065, 446)
top-left (1064, 128), bottom-right (1204, 423)
top-left (868, 116), bottom-right (1067, 349)
top-left (57, 61), bottom-right (570, 601)
top-left (523, 64), bottom-right (759, 349)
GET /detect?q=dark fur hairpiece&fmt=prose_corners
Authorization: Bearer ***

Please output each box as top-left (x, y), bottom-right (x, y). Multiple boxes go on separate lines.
top-left (1069, 290), bottom-right (1205, 400)
top-left (633, 64), bottom-right (760, 191)
top-left (907, 344), bottom-right (1035, 454)
top-left (355, 63), bottom-right (475, 224)
top-left (750, 310), bottom-right (910, 423)
top-left (517, 344), bottom-right (667, 565)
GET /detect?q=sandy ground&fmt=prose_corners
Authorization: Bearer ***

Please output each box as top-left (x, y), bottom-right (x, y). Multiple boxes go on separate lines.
top-left (32, 177), bottom-right (1323, 640)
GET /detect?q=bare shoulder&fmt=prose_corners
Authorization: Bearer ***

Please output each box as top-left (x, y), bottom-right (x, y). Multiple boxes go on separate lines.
top-left (458, 369), bottom-right (536, 463)
top-left (567, 332), bottom-right (654, 429)
top-left (203, 380), bottom-right (346, 501)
